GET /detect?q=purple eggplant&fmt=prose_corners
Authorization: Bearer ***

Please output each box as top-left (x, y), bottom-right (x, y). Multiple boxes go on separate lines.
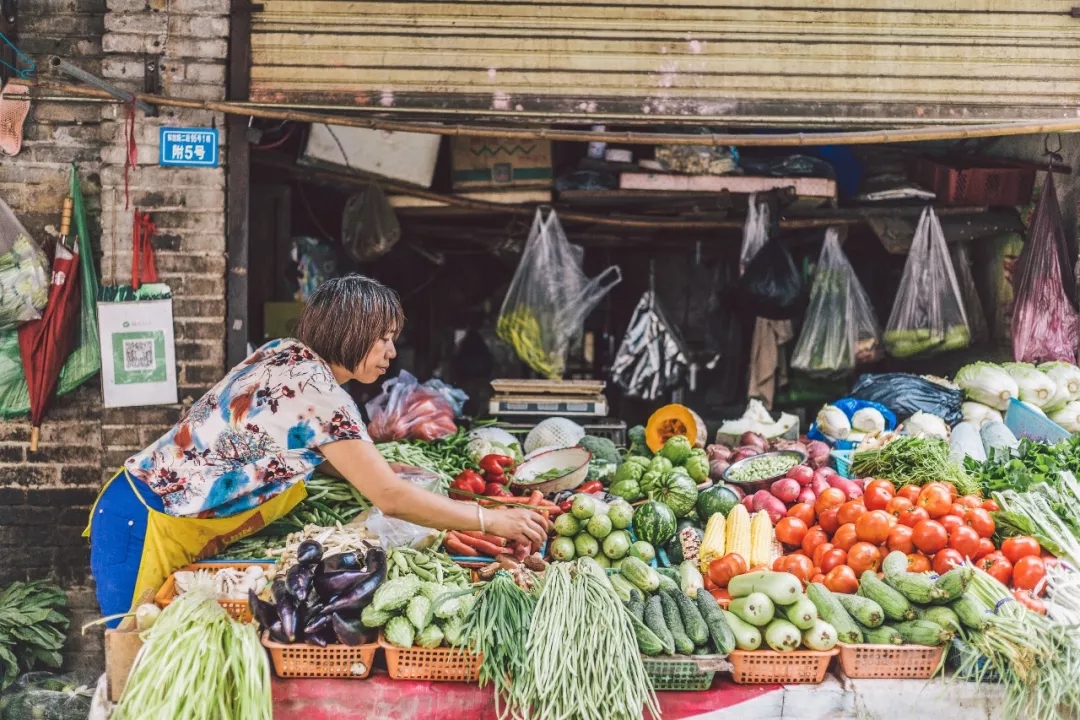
top-left (276, 592), bottom-right (299, 642)
top-left (321, 571), bottom-right (383, 615)
top-left (268, 620), bottom-right (289, 644)
top-left (307, 630), bottom-right (328, 648)
top-left (332, 613), bottom-right (368, 646)
top-left (297, 540), bottom-right (323, 566)
top-left (313, 569), bottom-right (371, 600)
top-left (249, 590), bottom-right (279, 630)
top-left (287, 564), bottom-right (314, 603)
top-left (304, 612), bottom-right (332, 637)
top-left (272, 578), bottom-right (292, 600)
top-left (319, 552), bottom-right (361, 574)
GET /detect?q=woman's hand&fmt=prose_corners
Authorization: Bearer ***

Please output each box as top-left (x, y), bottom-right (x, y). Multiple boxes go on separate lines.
top-left (485, 507), bottom-right (549, 548)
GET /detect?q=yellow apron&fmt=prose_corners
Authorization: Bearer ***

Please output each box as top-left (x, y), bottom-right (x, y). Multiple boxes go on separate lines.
top-left (87, 469), bottom-right (306, 609)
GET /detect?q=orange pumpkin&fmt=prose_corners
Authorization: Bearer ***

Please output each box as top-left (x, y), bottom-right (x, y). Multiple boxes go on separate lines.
top-left (645, 404), bottom-right (707, 453)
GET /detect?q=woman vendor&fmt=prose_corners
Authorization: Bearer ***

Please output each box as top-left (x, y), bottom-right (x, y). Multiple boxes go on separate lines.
top-left (88, 275), bottom-right (548, 623)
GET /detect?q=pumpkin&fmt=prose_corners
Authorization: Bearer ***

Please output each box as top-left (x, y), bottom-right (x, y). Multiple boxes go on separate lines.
top-left (645, 404), bottom-right (707, 453)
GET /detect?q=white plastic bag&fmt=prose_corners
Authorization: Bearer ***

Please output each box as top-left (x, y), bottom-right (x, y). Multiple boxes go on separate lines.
top-left (739, 192), bottom-right (770, 274)
top-left (341, 184), bottom-right (400, 262)
top-left (884, 207), bottom-right (970, 358)
top-left (363, 464), bottom-right (445, 549)
top-left (497, 208), bottom-right (621, 378)
top-left (0, 197), bottom-right (48, 330)
top-left (792, 228), bottom-right (883, 376)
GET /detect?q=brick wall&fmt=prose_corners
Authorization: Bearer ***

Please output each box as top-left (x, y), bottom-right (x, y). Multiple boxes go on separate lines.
top-left (0, 0), bottom-right (229, 673)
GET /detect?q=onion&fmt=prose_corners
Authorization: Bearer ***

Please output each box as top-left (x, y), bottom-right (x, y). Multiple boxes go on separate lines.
top-left (709, 459), bottom-right (731, 480)
top-left (805, 440), bottom-right (831, 469)
top-left (787, 465), bottom-right (814, 487)
top-left (730, 447), bottom-right (761, 463)
top-left (740, 432), bottom-right (768, 451)
top-left (707, 444), bottom-right (732, 462)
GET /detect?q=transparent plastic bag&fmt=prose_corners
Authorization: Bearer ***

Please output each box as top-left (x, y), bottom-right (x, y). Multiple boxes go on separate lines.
top-left (421, 378), bottom-right (468, 418)
top-left (949, 242), bottom-right (989, 346)
top-left (792, 228), bottom-right (882, 376)
top-left (497, 208), bottom-right (621, 378)
top-left (1012, 173), bottom-right (1079, 364)
top-left (342, 184), bottom-right (400, 262)
top-left (739, 192), bottom-right (770, 273)
top-left (365, 370), bottom-right (457, 442)
top-left (884, 207), bottom-right (970, 358)
top-left (0, 672), bottom-right (96, 720)
top-left (0, 197), bottom-right (48, 331)
top-left (361, 464), bottom-right (445, 550)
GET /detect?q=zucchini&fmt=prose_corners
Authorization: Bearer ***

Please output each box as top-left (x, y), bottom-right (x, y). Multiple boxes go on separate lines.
top-left (622, 557), bottom-right (661, 593)
top-left (764, 618), bottom-right (801, 652)
top-left (660, 591), bottom-right (695, 654)
top-left (610, 574), bottom-right (637, 604)
top-left (626, 606), bottom-right (665, 656)
top-left (777, 595), bottom-right (818, 631)
top-left (806, 583), bottom-right (862, 644)
top-left (859, 570), bottom-right (917, 620)
top-left (657, 567), bottom-right (681, 583)
top-left (729, 592), bottom-right (775, 628)
top-left (721, 609), bottom-right (761, 651)
top-left (726, 571), bottom-right (768, 598)
top-left (672, 590), bottom-right (709, 646)
top-left (895, 619), bottom-right (952, 647)
top-left (881, 550), bottom-right (910, 580)
top-left (644, 595), bottom-right (676, 655)
top-left (836, 593), bottom-right (885, 628)
top-left (695, 589), bottom-right (737, 654)
top-left (728, 571), bottom-right (802, 606)
top-left (801, 619), bottom-right (838, 652)
top-left (859, 623), bottom-right (903, 646)
top-left (917, 605), bottom-right (961, 633)
top-left (932, 567), bottom-right (972, 603)
top-left (679, 561), bottom-right (704, 598)
top-left (951, 593), bottom-right (989, 631)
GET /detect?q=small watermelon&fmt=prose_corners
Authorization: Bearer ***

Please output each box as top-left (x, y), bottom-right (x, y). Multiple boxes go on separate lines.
top-left (632, 501), bottom-right (678, 547)
top-left (696, 484), bottom-right (740, 523)
top-left (647, 470), bottom-right (699, 518)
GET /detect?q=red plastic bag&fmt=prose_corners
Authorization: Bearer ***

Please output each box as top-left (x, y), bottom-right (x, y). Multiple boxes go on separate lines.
top-left (1012, 174), bottom-right (1079, 364)
top-left (366, 370), bottom-right (457, 442)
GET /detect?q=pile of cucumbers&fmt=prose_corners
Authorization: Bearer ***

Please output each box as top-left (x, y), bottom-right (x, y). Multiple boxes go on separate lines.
top-left (807, 550), bottom-right (980, 647)
top-left (723, 571), bottom-right (839, 653)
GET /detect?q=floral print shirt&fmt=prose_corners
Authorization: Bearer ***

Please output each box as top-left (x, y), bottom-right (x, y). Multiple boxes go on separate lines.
top-left (126, 339), bottom-right (369, 518)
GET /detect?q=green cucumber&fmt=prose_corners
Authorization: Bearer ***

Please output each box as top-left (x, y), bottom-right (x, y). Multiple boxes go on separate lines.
top-left (859, 623), bottom-right (903, 645)
top-left (721, 609), bottom-right (762, 651)
top-left (895, 619), bottom-right (952, 646)
top-left (610, 574), bottom-right (637, 604)
top-left (917, 605), bottom-right (961, 633)
top-left (836, 593), bottom-right (885, 628)
top-left (660, 591), bottom-right (695, 655)
top-left (950, 593), bottom-right (989, 631)
top-left (695, 589), bottom-right (737, 654)
top-left (626, 606), bottom-right (664, 655)
top-left (645, 595), bottom-right (676, 655)
top-left (859, 570), bottom-right (916, 621)
top-left (672, 590), bottom-right (709, 646)
top-left (806, 583), bottom-right (862, 644)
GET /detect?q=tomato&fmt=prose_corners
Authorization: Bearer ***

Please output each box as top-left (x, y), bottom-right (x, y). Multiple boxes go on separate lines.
top-left (959, 494), bottom-right (982, 509)
top-left (864, 485), bottom-right (894, 512)
top-left (981, 499), bottom-right (1000, 512)
top-left (1001, 536), bottom-right (1042, 565)
top-left (945, 483), bottom-right (959, 500)
top-left (815, 487), bottom-right (846, 516)
top-left (818, 507), bottom-right (841, 536)
top-left (772, 556), bottom-right (789, 572)
top-left (912, 520), bottom-right (948, 555)
top-left (978, 552), bottom-right (1013, 585)
top-left (801, 527), bottom-right (829, 557)
top-left (949, 503), bottom-right (969, 518)
top-left (974, 538), bottom-right (995, 561)
top-left (885, 496), bottom-right (913, 518)
top-left (847, 542), bottom-right (882, 574)
top-left (899, 506), bottom-right (930, 529)
top-left (933, 548), bottom-right (965, 575)
top-left (785, 554), bottom-right (815, 583)
top-left (819, 548), bottom-right (848, 574)
top-left (709, 553), bottom-right (749, 588)
top-left (811, 573), bottom-right (826, 585)
top-left (865, 479), bottom-right (897, 496)
top-left (897, 484), bottom-right (922, 504)
top-left (823, 565), bottom-right (859, 594)
top-left (833, 523), bottom-right (859, 552)
top-left (812, 542), bottom-right (835, 568)
top-left (918, 484), bottom-right (952, 519)
top-left (939, 515), bottom-right (965, 536)
top-left (1012, 589), bottom-right (1047, 615)
top-left (837, 500), bottom-right (868, 526)
top-left (1012, 556), bottom-right (1046, 592)
top-left (887, 525), bottom-right (915, 554)
top-left (964, 508), bottom-right (996, 538)
top-left (709, 588), bottom-right (729, 603)
top-left (787, 503), bottom-right (816, 527)
top-left (855, 510), bottom-right (892, 545)
top-left (947, 525), bottom-right (981, 559)
top-left (703, 573), bottom-right (717, 591)
top-left (775, 517), bottom-right (809, 547)
top-left (907, 553), bottom-right (932, 573)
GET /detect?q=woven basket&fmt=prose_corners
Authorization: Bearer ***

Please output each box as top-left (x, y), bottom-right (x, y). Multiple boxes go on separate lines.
top-left (262, 634), bottom-right (378, 679)
top-left (643, 654), bottom-right (730, 691)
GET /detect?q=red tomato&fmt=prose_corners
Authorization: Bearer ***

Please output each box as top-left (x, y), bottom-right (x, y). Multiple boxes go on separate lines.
top-left (815, 487), bottom-right (846, 516)
top-left (897, 485), bottom-right (922, 504)
top-left (787, 503), bottom-right (816, 527)
top-left (899, 506), bottom-right (930, 529)
top-left (912, 520), bottom-right (948, 555)
top-left (1001, 536), bottom-right (1042, 565)
top-left (847, 542), bottom-right (882, 574)
top-left (974, 537), bottom-right (995, 561)
top-left (824, 565), bottom-right (859, 594)
top-left (819, 548), bottom-right (848, 574)
top-left (864, 483), bottom-right (895, 512)
top-left (940, 515), bottom-right (965, 536)
top-left (1012, 556), bottom-right (1047, 592)
top-left (948, 525), bottom-right (981, 559)
top-left (939, 482), bottom-right (959, 500)
top-left (812, 542), bottom-right (835, 568)
top-left (933, 548), bottom-right (965, 575)
top-left (950, 503), bottom-right (969, 517)
top-left (964, 508), bottom-right (996, 538)
top-left (837, 500), bottom-right (868, 526)
top-left (981, 499), bottom-right (1000, 512)
top-left (703, 574), bottom-right (717, 591)
top-left (885, 496), bottom-right (913, 518)
top-left (907, 553), bottom-right (932, 573)
top-left (855, 510), bottom-right (892, 545)
top-left (959, 494), bottom-right (982, 509)
top-left (978, 552), bottom-right (1013, 585)
top-left (708, 553), bottom-right (749, 588)
top-left (833, 523), bottom-right (859, 552)
top-left (818, 507), bottom-right (841, 536)
top-left (810, 573), bottom-right (826, 585)
top-left (801, 527), bottom-right (829, 557)
top-left (1012, 589), bottom-right (1046, 615)
top-left (772, 556), bottom-right (790, 572)
top-left (785, 554), bottom-right (815, 584)
top-left (775, 517), bottom-right (809, 547)
top-left (887, 525), bottom-right (915, 554)
top-left (918, 484), bottom-right (953, 519)
top-left (709, 588), bottom-right (729, 603)
top-left (865, 479), bottom-right (897, 496)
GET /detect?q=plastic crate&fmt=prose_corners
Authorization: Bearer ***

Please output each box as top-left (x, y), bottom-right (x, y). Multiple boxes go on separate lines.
top-left (836, 643), bottom-right (945, 679)
top-left (379, 636), bottom-right (482, 682)
top-left (830, 449), bottom-right (853, 479)
top-left (948, 638), bottom-right (1000, 683)
top-left (912, 156), bottom-right (1036, 206)
top-left (728, 649), bottom-right (837, 684)
top-left (1004, 398), bottom-right (1070, 443)
top-left (154, 562), bottom-right (274, 623)
top-left (262, 634), bottom-right (378, 679)
top-left (643, 654), bottom-right (730, 691)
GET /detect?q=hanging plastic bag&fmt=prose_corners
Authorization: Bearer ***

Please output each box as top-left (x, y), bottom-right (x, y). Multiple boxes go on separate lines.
top-left (884, 207), bottom-right (970, 358)
top-left (1012, 173), bottom-right (1079, 364)
top-left (365, 370), bottom-right (457, 442)
top-left (0, 196), bottom-right (48, 330)
top-left (739, 237), bottom-right (806, 320)
top-left (497, 208), bottom-right (621, 378)
top-left (849, 372), bottom-right (964, 427)
top-left (950, 241), bottom-right (989, 346)
top-left (791, 228), bottom-right (882, 376)
top-left (421, 378), bottom-right (469, 418)
top-left (610, 290), bottom-right (690, 401)
top-left (342, 184), bottom-right (401, 262)
top-left (739, 192), bottom-right (770, 273)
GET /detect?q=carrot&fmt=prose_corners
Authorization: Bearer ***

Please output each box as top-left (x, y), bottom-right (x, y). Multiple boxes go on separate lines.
top-left (461, 531), bottom-right (507, 546)
top-left (455, 533), bottom-right (507, 557)
top-left (527, 491), bottom-right (544, 506)
top-left (444, 533), bottom-right (479, 556)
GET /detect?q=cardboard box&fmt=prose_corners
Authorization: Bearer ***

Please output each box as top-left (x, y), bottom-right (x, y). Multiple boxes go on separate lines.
top-left (451, 137), bottom-right (552, 191)
top-left (105, 629), bottom-right (144, 702)
top-left (303, 124), bottom-right (442, 188)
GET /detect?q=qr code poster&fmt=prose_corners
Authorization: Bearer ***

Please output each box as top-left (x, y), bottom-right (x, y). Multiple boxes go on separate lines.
top-left (98, 297), bottom-right (178, 408)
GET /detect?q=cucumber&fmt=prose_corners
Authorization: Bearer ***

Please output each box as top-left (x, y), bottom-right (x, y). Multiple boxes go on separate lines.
top-left (932, 567), bottom-right (972, 603)
top-left (622, 557), bottom-right (661, 593)
top-left (881, 550), bottom-right (910, 579)
top-left (660, 591), bottom-right (695, 655)
top-left (672, 590), bottom-right (709, 646)
top-left (644, 595), bottom-right (676, 655)
top-left (950, 593), bottom-right (990, 631)
top-left (860, 570), bottom-right (916, 620)
top-left (806, 583), bottom-right (862, 644)
top-left (610, 574), bottom-right (637, 604)
top-left (836, 592), bottom-right (885, 628)
top-left (626, 606), bottom-right (665, 655)
top-left (885, 571), bottom-right (938, 605)
top-left (777, 595), bottom-right (818, 631)
top-left (728, 571), bottom-right (802, 606)
top-left (917, 605), bottom-right (961, 633)
top-left (657, 574), bottom-right (681, 595)
top-left (801, 618), bottom-right (838, 652)
top-left (895, 619), bottom-right (952, 646)
top-left (859, 623), bottom-right (903, 646)
top-left (692, 645), bottom-right (711, 656)
top-left (764, 618), bottom-right (801, 652)
top-left (657, 567), bottom-right (681, 583)
top-left (721, 609), bottom-right (762, 651)
top-left (729, 592), bottom-right (775, 628)
top-left (695, 589), bottom-right (737, 654)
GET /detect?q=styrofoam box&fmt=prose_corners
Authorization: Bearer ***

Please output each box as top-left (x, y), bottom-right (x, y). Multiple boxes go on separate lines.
top-left (302, 124), bottom-right (442, 188)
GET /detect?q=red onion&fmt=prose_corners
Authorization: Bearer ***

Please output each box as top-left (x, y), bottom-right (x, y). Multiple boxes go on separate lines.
top-left (707, 444), bottom-right (732, 462)
top-left (805, 440), bottom-right (831, 469)
top-left (730, 447), bottom-right (761, 463)
top-left (709, 459), bottom-right (730, 480)
top-left (740, 432), bottom-right (769, 451)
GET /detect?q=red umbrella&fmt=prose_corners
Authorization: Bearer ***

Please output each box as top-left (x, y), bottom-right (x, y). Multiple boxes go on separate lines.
top-left (18, 228), bottom-right (81, 452)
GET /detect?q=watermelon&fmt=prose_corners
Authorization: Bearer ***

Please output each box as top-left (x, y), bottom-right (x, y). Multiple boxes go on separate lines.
top-left (632, 501), bottom-right (678, 547)
top-left (696, 484), bottom-right (740, 523)
top-left (647, 469), bottom-right (699, 518)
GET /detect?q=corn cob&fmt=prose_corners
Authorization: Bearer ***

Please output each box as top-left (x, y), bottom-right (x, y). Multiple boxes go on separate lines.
top-left (698, 512), bottom-right (726, 572)
top-left (724, 505), bottom-right (752, 564)
top-left (749, 511), bottom-right (773, 568)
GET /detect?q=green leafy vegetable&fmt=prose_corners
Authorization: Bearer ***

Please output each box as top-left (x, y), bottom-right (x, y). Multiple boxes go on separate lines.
top-left (851, 436), bottom-right (978, 495)
top-left (0, 581), bottom-right (69, 690)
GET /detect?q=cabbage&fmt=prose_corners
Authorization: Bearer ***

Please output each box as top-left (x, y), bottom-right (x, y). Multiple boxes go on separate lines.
top-left (1001, 362), bottom-right (1056, 409)
top-left (955, 362), bottom-right (1018, 411)
top-left (851, 407), bottom-right (886, 435)
top-left (1050, 401), bottom-right (1080, 432)
top-left (903, 411), bottom-right (949, 440)
top-left (1039, 361), bottom-right (1080, 411)
top-left (816, 404), bottom-right (851, 440)
top-left (961, 402), bottom-right (1003, 427)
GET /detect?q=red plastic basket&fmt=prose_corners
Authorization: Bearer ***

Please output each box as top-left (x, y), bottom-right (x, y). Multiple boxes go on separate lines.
top-left (154, 562), bottom-right (273, 623)
top-left (912, 156), bottom-right (1035, 206)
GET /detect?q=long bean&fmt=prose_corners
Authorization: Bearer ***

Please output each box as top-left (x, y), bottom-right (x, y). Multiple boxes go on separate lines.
top-left (465, 572), bottom-right (537, 720)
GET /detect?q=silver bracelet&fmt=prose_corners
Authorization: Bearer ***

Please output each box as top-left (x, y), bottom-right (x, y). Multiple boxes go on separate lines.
top-left (477, 504), bottom-right (486, 534)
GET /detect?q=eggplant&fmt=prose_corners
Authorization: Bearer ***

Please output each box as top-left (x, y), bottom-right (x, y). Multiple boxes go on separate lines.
top-left (304, 612), bottom-right (332, 637)
top-left (272, 578), bottom-right (292, 600)
top-left (319, 552), bottom-right (361, 574)
top-left (332, 613), bottom-right (368, 647)
top-left (268, 620), bottom-right (289, 644)
top-left (297, 540), bottom-right (323, 566)
top-left (277, 593), bottom-right (299, 642)
top-left (321, 571), bottom-right (383, 615)
top-left (307, 630), bottom-right (328, 648)
top-left (365, 547), bottom-right (388, 578)
top-left (248, 590), bottom-right (279, 630)
top-left (313, 569), bottom-right (371, 600)
top-left (287, 565), bottom-right (314, 603)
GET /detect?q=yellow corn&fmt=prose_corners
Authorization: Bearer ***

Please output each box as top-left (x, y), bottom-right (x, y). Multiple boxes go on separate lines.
top-left (698, 512), bottom-right (726, 573)
top-left (749, 511), bottom-right (774, 569)
top-left (724, 504), bottom-right (751, 565)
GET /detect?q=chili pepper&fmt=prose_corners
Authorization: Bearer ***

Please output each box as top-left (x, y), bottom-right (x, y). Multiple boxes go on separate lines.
top-left (559, 499), bottom-right (574, 514)
top-left (485, 482), bottom-right (512, 497)
top-left (479, 454), bottom-right (513, 477)
top-left (451, 469), bottom-right (486, 498)
top-left (577, 480), bottom-right (604, 495)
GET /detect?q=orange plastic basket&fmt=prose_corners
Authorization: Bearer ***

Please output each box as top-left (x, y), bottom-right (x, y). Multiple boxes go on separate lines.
top-left (154, 562), bottom-right (274, 623)
top-left (262, 633), bottom-right (378, 679)
top-left (836, 643), bottom-right (946, 679)
top-left (379, 635), bottom-right (482, 682)
top-left (728, 648), bottom-right (838, 684)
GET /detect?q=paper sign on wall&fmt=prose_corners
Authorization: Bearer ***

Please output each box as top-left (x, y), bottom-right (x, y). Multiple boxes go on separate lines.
top-left (97, 284), bottom-right (178, 408)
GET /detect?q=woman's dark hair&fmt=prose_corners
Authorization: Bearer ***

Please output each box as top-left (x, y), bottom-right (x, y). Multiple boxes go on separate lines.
top-left (294, 275), bottom-right (405, 370)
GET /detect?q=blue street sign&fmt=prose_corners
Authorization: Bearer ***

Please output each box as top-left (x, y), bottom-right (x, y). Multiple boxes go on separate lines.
top-left (159, 127), bottom-right (219, 167)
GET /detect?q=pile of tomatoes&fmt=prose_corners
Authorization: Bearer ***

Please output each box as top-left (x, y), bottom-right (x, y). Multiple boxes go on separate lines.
top-left (771, 478), bottom-right (1000, 595)
top-left (979, 534), bottom-right (1049, 614)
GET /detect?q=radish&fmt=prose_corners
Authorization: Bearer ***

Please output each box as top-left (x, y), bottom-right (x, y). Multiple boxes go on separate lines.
top-left (752, 491), bottom-right (787, 524)
top-left (827, 475), bottom-right (864, 501)
top-left (787, 465), bottom-right (814, 487)
top-left (818, 466), bottom-right (838, 478)
top-left (770, 478), bottom-right (801, 504)
top-left (805, 440), bottom-right (831, 468)
top-left (740, 432), bottom-right (768, 451)
top-left (796, 486), bottom-right (816, 504)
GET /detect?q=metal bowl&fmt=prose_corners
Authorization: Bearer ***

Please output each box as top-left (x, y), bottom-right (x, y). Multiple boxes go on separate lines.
top-left (722, 450), bottom-right (807, 494)
top-left (510, 447), bottom-right (592, 495)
